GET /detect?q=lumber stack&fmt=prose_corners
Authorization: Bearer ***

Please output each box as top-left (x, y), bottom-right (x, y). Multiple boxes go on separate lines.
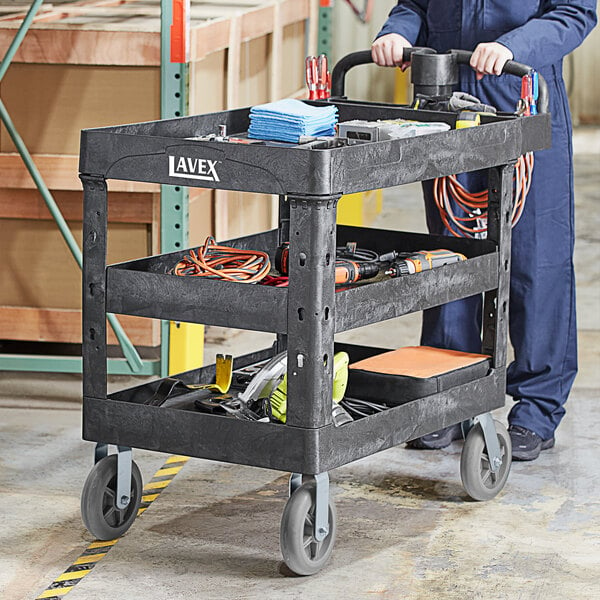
top-left (0, 0), bottom-right (315, 347)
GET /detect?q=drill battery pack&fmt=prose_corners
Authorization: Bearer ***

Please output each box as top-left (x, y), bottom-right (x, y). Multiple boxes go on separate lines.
top-left (346, 346), bottom-right (491, 407)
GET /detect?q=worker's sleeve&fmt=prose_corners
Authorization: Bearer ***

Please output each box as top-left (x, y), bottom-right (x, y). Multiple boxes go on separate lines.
top-left (375, 1), bottom-right (429, 45)
top-left (496, 1), bottom-right (597, 69)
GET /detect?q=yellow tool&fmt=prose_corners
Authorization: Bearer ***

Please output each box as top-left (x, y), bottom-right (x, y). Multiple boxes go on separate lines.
top-left (456, 110), bottom-right (481, 129)
top-left (269, 352), bottom-right (350, 424)
top-left (187, 354), bottom-right (233, 394)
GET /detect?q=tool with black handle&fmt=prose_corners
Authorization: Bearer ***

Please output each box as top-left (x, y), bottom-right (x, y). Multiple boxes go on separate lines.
top-left (330, 48), bottom-right (548, 114)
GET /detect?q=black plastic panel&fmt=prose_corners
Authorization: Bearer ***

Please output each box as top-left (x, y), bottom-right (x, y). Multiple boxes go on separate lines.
top-left (80, 103), bottom-right (551, 196)
top-left (83, 361), bottom-right (505, 474)
top-left (105, 226), bottom-right (498, 334)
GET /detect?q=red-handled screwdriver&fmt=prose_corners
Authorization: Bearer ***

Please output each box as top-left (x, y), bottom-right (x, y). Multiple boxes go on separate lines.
top-left (305, 56), bottom-right (318, 100)
top-left (317, 54), bottom-right (329, 99)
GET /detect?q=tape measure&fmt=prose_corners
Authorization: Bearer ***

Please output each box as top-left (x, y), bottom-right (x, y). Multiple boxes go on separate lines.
top-left (455, 110), bottom-right (481, 129)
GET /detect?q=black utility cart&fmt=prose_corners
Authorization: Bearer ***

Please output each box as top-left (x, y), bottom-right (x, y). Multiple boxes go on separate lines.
top-left (79, 51), bottom-right (550, 575)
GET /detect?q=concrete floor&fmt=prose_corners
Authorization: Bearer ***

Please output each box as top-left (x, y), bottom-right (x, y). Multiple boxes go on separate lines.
top-left (1, 141), bottom-right (599, 599)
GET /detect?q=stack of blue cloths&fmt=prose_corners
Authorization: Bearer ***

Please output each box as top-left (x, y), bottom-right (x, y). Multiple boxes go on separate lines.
top-left (248, 99), bottom-right (338, 143)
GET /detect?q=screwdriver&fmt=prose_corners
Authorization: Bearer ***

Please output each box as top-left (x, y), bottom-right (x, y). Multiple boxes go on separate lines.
top-left (305, 56), bottom-right (318, 100)
top-left (317, 54), bottom-right (329, 99)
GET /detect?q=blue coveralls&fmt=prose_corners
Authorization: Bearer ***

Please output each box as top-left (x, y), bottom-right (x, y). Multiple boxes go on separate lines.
top-left (377, 1), bottom-right (597, 440)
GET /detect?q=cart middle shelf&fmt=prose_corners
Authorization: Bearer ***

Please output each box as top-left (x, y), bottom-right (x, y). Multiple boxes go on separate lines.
top-left (106, 225), bottom-right (499, 333)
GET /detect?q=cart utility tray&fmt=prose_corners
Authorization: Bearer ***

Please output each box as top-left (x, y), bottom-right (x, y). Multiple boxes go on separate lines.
top-left (79, 100), bottom-right (550, 197)
top-left (347, 346), bottom-right (491, 406)
top-left (83, 343), bottom-right (506, 474)
top-left (105, 225), bottom-right (498, 334)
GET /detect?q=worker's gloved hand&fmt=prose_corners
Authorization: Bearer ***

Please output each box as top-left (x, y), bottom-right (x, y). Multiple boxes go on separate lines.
top-left (470, 42), bottom-right (514, 80)
top-left (371, 33), bottom-right (412, 70)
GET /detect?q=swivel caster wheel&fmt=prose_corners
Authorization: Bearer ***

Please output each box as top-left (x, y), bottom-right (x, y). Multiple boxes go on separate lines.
top-left (81, 454), bottom-right (142, 540)
top-left (280, 480), bottom-right (336, 576)
top-left (461, 419), bottom-right (511, 501)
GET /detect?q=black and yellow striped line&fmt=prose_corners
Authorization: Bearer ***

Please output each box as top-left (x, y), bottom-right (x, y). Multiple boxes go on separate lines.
top-left (137, 455), bottom-right (189, 515)
top-left (35, 455), bottom-right (190, 600)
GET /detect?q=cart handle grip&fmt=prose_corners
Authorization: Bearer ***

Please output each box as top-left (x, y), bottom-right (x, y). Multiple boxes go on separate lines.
top-left (450, 49), bottom-right (548, 114)
top-left (330, 48), bottom-right (548, 114)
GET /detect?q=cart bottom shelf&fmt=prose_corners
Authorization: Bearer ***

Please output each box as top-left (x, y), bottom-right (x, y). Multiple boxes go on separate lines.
top-left (83, 345), bottom-right (506, 474)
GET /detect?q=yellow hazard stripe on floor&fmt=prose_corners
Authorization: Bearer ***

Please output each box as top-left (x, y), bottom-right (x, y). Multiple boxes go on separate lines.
top-left (73, 552), bottom-right (106, 565)
top-left (142, 493), bottom-right (160, 502)
top-left (37, 587), bottom-right (74, 598)
top-left (155, 466), bottom-right (184, 476)
top-left (166, 454), bottom-right (189, 464)
top-left (87, 539), bottom-right (119, 549)
top-left (143, 479), bottom-right (172, 490)
top-left (54, 570), bottom-right (90, 582)
top-left (35, 454), bottom-right (189, 600)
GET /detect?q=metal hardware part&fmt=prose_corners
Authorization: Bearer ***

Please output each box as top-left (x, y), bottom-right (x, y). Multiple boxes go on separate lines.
top-left (475, 413), bottom-right (503, 473)
top-left (116, 446), bottom-right (133, 509)
top-left (287, 472), bottom-right (330, 541)
top-left (313, 472), bottom-right (330, 542)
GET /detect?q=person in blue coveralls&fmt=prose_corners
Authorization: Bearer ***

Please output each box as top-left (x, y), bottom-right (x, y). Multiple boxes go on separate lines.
top-left (372, 1), bottom-right (597, 460)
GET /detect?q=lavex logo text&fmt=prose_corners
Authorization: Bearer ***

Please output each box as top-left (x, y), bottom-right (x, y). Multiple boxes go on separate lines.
top-left (168, 155), bottom-right (221, 182)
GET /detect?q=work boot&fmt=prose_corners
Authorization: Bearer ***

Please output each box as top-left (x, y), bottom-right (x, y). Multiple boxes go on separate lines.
top-left (509, 425), bottom-right (555, 461)
top-left (406, 423), bottom-right (463, 449)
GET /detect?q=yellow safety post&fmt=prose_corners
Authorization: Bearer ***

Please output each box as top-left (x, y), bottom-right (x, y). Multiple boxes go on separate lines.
top-left (337, 189), bottom-right (384, 227)
top-left (394, 66), bottom-right (411, 105)
top-left (168, 322), bottom-right (204, 375)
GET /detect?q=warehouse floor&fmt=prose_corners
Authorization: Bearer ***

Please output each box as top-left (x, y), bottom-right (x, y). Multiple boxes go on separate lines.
top-left (1, 135), bottom-right (599, 600)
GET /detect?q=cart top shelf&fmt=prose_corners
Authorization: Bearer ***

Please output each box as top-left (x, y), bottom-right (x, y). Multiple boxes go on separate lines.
top-left (79, 100), bottom-right (551, 197)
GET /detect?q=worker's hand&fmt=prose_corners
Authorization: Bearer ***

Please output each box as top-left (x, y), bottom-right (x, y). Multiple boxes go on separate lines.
top-left (470, 42), bottom-right (514, 80)
top-left (371, 33), bottom-right (412, 70)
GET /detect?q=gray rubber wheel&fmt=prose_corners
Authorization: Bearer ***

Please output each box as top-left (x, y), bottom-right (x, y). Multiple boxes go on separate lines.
top-left (461, 420), bottom-right (512, 501)
top-left (81, 454), bottom-right (142, 540)
top-left (280, 480), bottom-right (336, 576)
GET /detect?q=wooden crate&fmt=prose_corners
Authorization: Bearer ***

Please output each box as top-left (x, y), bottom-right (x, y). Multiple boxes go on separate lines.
top-left (0, 0), bottom-right (316, 347)
top-left (0, 187), bottom-right (161, 345)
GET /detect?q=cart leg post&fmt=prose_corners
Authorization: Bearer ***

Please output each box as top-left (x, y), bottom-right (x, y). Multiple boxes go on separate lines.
top-left (81, 175), bottom-right (109, 400)
top-left (482, 162), bottom-right (516, 369)
top-left (286, 194), bottom-right (339, 430)
top-left (475, 413), bottom-right (503, 473)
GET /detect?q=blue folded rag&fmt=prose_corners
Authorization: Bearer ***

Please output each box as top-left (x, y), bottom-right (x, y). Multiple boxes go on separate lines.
top-left (248, 98), bottom-right (337, 143)
top-left (250, 98), bottom-right (337, 120)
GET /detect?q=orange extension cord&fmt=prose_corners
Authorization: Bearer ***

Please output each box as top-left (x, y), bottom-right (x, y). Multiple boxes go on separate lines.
top-left (433, 152), bottom-right (534, 238)
top-left (174, 236), bottom-right (271, 283)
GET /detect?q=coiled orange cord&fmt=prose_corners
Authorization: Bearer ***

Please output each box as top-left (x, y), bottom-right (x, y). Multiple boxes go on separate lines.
top-left (174, 236), bottom-right (271, 283)
top-left (433, 152), bottom-right (534, 237)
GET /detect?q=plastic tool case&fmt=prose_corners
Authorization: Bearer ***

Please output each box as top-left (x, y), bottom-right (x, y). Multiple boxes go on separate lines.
top-left (79, 51), bottom-right (550, 575)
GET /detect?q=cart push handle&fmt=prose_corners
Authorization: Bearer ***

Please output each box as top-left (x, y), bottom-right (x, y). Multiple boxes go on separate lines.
top-left (330, 48), bottom-right (548, 114)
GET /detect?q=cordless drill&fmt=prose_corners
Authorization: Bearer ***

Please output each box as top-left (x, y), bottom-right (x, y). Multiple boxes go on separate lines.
top-left (385, 249), bottom-right (466, 277)
top-left (275, 243), bottom-right (381, 285)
